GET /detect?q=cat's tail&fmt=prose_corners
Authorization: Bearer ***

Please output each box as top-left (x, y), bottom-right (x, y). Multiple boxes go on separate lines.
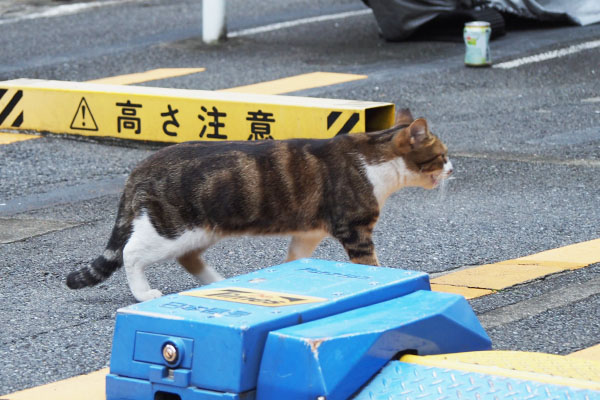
top-left (66, 199), bottom-right (132, 289)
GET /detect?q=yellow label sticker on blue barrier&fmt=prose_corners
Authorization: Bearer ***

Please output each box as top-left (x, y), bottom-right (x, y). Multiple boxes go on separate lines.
top-left (182, 287), bottom-right (327, 307)
top-left (0, 79), bottom-right (395, 143)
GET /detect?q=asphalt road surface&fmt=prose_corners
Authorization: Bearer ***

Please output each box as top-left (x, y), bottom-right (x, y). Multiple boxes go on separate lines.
top-left (1, 0), bottom-right (599, 395)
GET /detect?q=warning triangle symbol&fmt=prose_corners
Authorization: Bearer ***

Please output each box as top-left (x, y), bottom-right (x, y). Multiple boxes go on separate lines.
top-left (70, 97), bottom-right (98, 131)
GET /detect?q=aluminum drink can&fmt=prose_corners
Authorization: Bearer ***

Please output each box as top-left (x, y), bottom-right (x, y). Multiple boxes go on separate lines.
top-left (464, 21), bottom-right (491, 67)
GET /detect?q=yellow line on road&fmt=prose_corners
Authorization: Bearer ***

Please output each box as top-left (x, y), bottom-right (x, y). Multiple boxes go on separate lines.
top-left (569, 344), bottom-right (600, 362)
top-left (0, 132), bottom-right (39, 144)
top-left (431, 238), bottom-right (600, 299)
top-left (3, 368), bottom-right (108, 400)
top-left (85, 70), bottom-right (367, 96)
top-left (86, 68), bottom-right (206, 85)
top-left (429, 283), bottom-right (494, 299)
top-left (219, 71), bottom-right (367, 95)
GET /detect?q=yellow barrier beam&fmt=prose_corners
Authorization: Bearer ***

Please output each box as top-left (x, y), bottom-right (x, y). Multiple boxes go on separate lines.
top-left (0, 79), bottom-right (394, 143)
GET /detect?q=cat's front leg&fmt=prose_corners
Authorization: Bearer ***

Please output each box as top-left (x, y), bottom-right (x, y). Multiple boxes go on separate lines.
top-left (334, 225), bottom-right (380, 266)
top-left (347, 245), bottom-right (380, 266)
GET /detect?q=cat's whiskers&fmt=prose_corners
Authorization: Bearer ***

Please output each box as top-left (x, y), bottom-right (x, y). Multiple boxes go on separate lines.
top-left (436, 174), bottom-right (454, 201)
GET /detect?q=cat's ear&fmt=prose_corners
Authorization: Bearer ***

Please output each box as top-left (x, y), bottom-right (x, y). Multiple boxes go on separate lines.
top-left (408, 118), bottom-right (430, 148)
top-left (392, 117), bottom-right (430, 153)
top-left (395, 108), bottom-right (414, 126)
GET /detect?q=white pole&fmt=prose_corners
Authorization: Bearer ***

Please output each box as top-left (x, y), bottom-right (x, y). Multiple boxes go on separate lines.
top-left (203, 0), bottom-right (227, 44)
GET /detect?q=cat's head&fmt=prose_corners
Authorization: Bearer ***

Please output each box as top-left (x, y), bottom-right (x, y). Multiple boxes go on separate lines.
top-left (392, 109), bottom-right (453, 189)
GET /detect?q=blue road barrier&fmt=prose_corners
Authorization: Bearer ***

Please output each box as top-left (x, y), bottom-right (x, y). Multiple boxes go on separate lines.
top-left (106, 258), bottom-right (490, 400)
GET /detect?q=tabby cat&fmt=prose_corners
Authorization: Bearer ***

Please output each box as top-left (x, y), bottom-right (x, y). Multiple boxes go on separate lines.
top-left (66, 108), bottom-right (452, 302)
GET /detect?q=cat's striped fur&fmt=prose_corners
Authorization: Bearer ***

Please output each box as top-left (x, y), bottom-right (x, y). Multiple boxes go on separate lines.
top-left (66, 109), bottom-right (452, 302)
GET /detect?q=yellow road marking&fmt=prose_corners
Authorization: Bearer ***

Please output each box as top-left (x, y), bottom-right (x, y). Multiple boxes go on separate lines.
top-left (85, 70), bottom-right (366, 96)
top-left (570, 344), bottom-right (600, 362)
top-left (431, 238), bottom-right (600, 298)
top-left (432, 262), bottom-right (569, 291)
top-left (86, 68), bottom-right (205, 85)
top-left (401, 352), bottom-right (600, 391)
top-left (429, 283), bottom-right (493, 299)
top-left (3, 368), bottom-right (108, 400)
top-left (219, 71), bottom-right (367, 95)
top-left (514, 239), bottom-right (600, 265)
top-left (0, 132), bottom-right (39, 144)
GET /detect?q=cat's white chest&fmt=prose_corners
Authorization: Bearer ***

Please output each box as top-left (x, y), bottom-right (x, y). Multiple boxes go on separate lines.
top-left (363, 158), bottom-right (415, 207)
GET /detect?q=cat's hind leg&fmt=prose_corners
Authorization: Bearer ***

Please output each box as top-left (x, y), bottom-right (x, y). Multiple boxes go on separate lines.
top-left (286, 231), bottom-right (327, 262)
top-left (122, 249), bottom-right (164, 302)
top-left (177, 249), bottom-right (224, 284)
top-left (122, 215), bottom-right (169, 302)
top-left (124, 214), bottom-right (223, 301)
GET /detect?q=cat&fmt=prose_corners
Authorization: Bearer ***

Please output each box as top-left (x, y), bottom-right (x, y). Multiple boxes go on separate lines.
top-left (66, 108), bottom-right (452, 302)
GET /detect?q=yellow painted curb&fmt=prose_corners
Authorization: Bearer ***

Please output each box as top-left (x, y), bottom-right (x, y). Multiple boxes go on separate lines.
top-left (401, 352), bottom-right (600, 391)
top-left (2, 368), bottom-right (108, 400)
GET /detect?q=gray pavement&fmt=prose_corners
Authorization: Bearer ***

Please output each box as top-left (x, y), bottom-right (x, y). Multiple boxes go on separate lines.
top-left (1, 0), bottom-right (600, 394)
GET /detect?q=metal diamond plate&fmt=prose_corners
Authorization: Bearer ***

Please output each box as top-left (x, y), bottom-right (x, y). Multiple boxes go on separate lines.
top-left (423, 351), bottom-right (600, 383)
top-left (354, 361), bottom-right (600, 400)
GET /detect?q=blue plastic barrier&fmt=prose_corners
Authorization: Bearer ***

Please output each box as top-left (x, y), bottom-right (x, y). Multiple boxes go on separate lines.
top-left (106, 259), bottom-right (490, 400)
top-left (257, 290), bottom-right (490, 400)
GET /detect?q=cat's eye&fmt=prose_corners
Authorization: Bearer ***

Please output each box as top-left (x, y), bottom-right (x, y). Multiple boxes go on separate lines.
top-left (416, 154), bottom-right (446, 171)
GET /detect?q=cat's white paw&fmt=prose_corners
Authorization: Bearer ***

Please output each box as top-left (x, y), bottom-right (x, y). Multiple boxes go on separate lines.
top-left (134, 289), bottom-right (163, 302)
